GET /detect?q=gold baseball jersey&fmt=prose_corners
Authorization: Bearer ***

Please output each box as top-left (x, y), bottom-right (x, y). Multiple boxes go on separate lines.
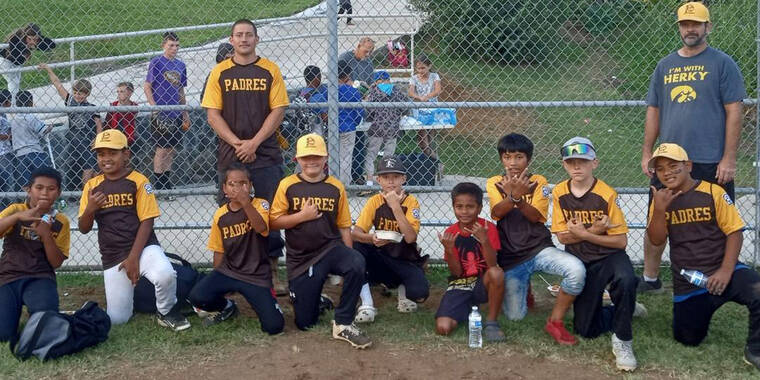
top-left (486, 173), bottom-right (554, 270)
top-left (648, 180), bottom-right (745, 295)
top-left (208, 197), bottom-right (272, 287)
top-left (79, 171), bottom-right (160, 269)
top-left (354, 193), bottom-right (421, 261)
top-left (551, 178), bottom-right (628, 263)
top-left (0, 204), bottom-right (69, 286)
top-left (270, 174), bottom-right (351, 280)
top-left (201, 57), bottom-right (290, 170)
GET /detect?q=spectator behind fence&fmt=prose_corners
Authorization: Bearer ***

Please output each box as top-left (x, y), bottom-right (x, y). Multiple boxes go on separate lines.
top-left (338, 0), bottom-right (355, 26)
top-left (0, 90), bottom-right (13, 198)
top-left (39, 63), bottom-right (102, 190)
top-left (199, 43), bottom-right (234, 103)
top-left (0, 24), bottom-right (56, 102)
top-left (308, 61), bottom-right (363, 185)
top-left (105, 82), bottom-right (138, 145)
top-left (364, 71), bottom-right (407, 186)
top-left (10, 91), bottom-right (53, 190)
top-left (300, 65), bottom-right (327, 102)
top-left (408, 54), bottom-right (442, 159)
top-left (339, 37), bottom-right (375, 184)
top-left (145, 31), bottom-right (190, 197)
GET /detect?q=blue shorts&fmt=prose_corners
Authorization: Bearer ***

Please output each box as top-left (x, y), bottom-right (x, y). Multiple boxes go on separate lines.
top-left (435, 276), bottom-right (487, 323)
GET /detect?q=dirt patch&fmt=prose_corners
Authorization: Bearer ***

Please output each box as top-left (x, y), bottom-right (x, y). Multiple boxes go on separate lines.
top-left (436, 75), bottom-right (538, 140)
top-left (149, 332), bottom-right (615, 380)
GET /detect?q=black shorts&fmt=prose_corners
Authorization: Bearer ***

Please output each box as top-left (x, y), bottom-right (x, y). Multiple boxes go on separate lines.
top-left (66, 129), bottom-right (97, 171)
top-left (435, 276), bottom-right (487, 323)
top-left (151, 115), bottom-right (184, 148)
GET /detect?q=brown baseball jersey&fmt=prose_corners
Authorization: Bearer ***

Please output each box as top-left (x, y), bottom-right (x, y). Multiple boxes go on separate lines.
top-left (79, 171), bottom-right (160, 270)
top-left (201, 57), bottom-right (290, 171)
top-left (551, 178), bottom-right (628, 263)
top-left (354, 193), bottom-right (421, 261)
top-left (0, 204), bottom-right (70, 286)
top-left (486, 173), bottom-right (554, 270)
top-left (208, 197), bottom-right (272, 287)
top-left (648, 180), bottom-right (745, 295)
top-left (269, 174), bottom-right (351, 280)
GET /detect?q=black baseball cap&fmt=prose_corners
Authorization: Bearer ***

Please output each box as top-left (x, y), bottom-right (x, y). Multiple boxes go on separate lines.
top-left (376, 155), bottom-right (406, 175)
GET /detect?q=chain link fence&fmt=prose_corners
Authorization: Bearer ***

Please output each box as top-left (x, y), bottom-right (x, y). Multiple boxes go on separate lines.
top-left (0, 0), bottom-right (757, 270)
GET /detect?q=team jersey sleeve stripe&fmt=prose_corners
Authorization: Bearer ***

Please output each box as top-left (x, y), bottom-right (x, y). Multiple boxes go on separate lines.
top-left (55, 215), bottom-right (71, 257)
top-left (252, 197), bottom-right (271, 237)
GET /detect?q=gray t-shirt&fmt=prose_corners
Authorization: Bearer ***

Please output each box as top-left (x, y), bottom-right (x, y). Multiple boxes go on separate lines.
top-left (409, 72), bottom-right (441, 102)
top-left (646, 47), bottom-right (746, 163)
top-left (10, 114), bottom-right (46, 156)
top-left (338, 50), bottom-right (374, 85)
top-left (0, 114), bottom-right (11, 156)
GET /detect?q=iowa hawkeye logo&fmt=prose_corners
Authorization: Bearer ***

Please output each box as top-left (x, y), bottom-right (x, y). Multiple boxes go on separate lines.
top-left (670, 85), bottom-right (696, 103)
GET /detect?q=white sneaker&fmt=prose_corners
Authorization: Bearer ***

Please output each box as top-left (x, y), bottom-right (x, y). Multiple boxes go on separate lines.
top-left (633, 302), bottom-right (648, 318)
top-left (611, 334), bottom-right (637, 372)
top-left (354, 305), bottom-right (377, 323)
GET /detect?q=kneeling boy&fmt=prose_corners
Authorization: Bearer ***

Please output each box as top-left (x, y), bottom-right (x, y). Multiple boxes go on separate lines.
top-left (352, 156), bottom-right (429, 323)
top-left (270, 133), bottom-right (371, 349)
top-left (435, 182), bottom-right (506, 342)
top-left (647, 143), bottom-right (760, 370)
top-left (0, 167), bottom-right (69, 343)
top-left (487, 133), bottom-right (585, 345)
top-left (551, 137), bottom-right (638, 371)
top-left (79, 130), bottom-right (189, 330)
top-left (188, 164), bottom-right (284, 334)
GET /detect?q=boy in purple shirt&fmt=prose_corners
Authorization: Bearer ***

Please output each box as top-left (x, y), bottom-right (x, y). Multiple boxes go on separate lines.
top-left (144, 32), bottom-right (189, 197)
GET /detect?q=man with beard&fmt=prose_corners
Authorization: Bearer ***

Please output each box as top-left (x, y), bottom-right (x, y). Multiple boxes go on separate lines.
top-left (639, 1), bottom-right (746, 293)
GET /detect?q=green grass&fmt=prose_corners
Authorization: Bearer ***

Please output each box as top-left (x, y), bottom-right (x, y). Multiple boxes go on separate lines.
top-left (423, 53), bottom-right (757, 188)
top-left (3, 270), bottom-right (758, 379)
top-left (0, 0), bottom-right (320, 88)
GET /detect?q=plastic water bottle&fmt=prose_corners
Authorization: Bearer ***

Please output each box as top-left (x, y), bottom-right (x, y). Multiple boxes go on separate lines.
top-left (468, 306), bottom-right (482, 348)
top-left (680, 269), bottom-right (708, 288)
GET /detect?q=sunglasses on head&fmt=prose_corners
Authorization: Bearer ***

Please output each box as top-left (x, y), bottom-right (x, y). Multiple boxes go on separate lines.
top-left (561, 143), bottom-right (595, 158)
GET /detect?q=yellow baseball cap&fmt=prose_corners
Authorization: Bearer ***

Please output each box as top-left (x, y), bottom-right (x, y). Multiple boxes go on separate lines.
top-left (648, 143), bottom-right (689, 170)
top-left (92, 129), bottom-right (128, 150)
top-left (295, 133), bottom-right (327, 158)
top-left (677, 2), bottom-right (710, 23)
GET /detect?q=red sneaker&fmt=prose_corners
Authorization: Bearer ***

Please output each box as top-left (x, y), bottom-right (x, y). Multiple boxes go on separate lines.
top-left (544, 319), bottom-right (577, 345)
top-left (526, 283), bottom-right (535, 309)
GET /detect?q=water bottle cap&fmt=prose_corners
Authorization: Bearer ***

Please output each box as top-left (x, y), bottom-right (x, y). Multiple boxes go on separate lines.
top-left (680, 269), bottom-right (686, 275)
top-left (471, 306), bottom-right (477, 310)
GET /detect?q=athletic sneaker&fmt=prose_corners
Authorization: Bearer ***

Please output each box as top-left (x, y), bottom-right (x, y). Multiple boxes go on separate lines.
top-left (157, 309), bottom-right (191, 331)
top-left (611, 334), bottom-right (637, 372)
top-left (318, 293), bottom-right (334, 315)
top-left (203, 300), bottom-right (239, 327)
top-left (633, 302), bottom-right (648, 318)
top-left (332, 320), bottom-right (372, 349)
top-left (483, 321), bottom-right (506, 342)
top-left (544, 319), bottom-right (577, 345)
top-left (744, 346), bottom-right (760, 370)
top-left (636, 276), bottom-right (664, 294)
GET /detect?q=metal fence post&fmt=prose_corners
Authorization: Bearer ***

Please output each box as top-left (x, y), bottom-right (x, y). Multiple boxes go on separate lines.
top-left (326, 0), bottom-right (340, 172)
top-left (69, 42), bottom-right (75, 82)
top-left (755, 0), bottom-right (760, 267)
